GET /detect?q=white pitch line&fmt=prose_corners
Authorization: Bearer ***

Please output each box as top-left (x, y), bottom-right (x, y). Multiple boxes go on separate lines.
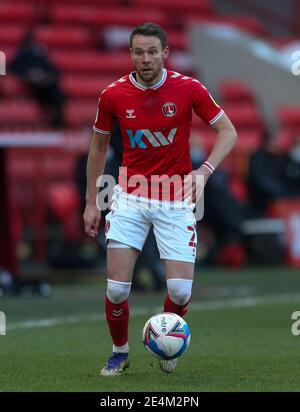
top-left (6, 293), bottom-right (300, 332)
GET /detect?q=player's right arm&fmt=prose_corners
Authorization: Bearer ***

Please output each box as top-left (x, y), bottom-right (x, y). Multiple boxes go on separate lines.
top-left (84, 130), bottom-right (111, 238)
top-left (84, 87), bottom-right (115, 238)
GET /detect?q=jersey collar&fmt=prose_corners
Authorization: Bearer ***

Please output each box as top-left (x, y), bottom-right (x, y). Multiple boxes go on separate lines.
top-left (129, 68), bottom-right (167, 91)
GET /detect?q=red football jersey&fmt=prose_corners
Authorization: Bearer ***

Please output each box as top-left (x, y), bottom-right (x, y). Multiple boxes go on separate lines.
top-left (94, 69), bottom-right (223, 200)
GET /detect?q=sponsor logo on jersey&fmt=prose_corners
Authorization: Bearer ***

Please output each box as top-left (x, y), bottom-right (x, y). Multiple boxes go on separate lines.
top-left (126, 109), bottom-right (136, 118)
top-left (162, 102), bottom-right (177, 117)
top-left (126, 128), bottom-right (177, 148)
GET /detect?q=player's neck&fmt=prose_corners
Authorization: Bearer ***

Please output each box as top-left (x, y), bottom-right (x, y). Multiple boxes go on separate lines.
top-left (136, 69), bottom-right (165, 88)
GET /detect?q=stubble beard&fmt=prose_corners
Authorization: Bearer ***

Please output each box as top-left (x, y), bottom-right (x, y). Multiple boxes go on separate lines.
top-left (136, 64), bottom-right (163, 86)
top-left (138, 69), bottom-right (157, 83)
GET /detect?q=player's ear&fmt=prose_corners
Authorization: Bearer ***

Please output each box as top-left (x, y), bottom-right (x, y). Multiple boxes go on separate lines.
top-left (163, 46), bottom-right (169, 60)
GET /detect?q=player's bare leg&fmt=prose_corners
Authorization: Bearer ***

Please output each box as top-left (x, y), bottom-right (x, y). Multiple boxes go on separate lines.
top-left (100, 245), bottom-right (139, 377)
top-left (159, 260), bottom-right (194, 373)
top-left (107, 245), bottom-right (139, 282)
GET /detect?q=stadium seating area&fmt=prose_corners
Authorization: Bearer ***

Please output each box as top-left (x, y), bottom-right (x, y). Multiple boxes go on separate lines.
top-left (1, 0), bottom-right (298, 135)
top-left (1, 0), bottom-right (299, 264)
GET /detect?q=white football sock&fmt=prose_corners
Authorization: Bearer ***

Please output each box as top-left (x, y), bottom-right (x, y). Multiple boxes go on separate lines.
top-left (113, 343), bottom-right (129, 353)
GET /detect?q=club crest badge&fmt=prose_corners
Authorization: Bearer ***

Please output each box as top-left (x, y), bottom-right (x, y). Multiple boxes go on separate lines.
top-left (162, 102), bottom-right (177, 117)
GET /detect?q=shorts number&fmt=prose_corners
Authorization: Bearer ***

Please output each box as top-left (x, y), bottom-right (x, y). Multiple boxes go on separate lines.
top-left (187, 224), bottom-right (197, 247)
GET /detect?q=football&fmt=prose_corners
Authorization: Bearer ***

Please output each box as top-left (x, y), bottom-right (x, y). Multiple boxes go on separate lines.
top-left (142, 312), bottom-right (191, 360)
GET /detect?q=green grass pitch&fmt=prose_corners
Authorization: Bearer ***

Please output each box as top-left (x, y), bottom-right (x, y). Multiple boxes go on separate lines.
top-left (0, 267), bottom-right (300, 392)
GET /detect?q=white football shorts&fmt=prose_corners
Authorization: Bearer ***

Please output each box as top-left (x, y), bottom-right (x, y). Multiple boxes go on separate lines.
top-left (104, 185), bottom-right (197, 263)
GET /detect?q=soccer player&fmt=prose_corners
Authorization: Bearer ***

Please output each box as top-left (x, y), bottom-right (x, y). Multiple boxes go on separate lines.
top-left (84, 22), bottom-right (237, 376)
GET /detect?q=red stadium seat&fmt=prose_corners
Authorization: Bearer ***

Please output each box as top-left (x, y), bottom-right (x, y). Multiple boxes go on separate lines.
top-left (94, 9), bottom-right (169, 27)
top-left (35, 26), bottom-right (92, 49)
top-left (42, 152), bottom-right (77, 180)
top-left (50, 5), bottom-right (96, 25)
top-left (0, 75), bottom-right (28, 97)
top-left (219, 80), bottom-right (255, 104)
top-left (0, 100), bottom-right (42, 128)
top-left (52, 50), bottom-right (132, 75)
top-left (47, 181), bottom-right (81, 242)
top-left (167, 31), bottom-right (189, 50)
top-left (7, 148), bottom-right (80, 258)
top-left (7, 152), bottom-right (38, 180)
top-left (48, 182), bottom-right (80, 218)
top-left (273, 129), bottom-right (297, 152)
top-left (8, 149), bottom-right (77, 182)
top-left (133, 0), bottom-right (214, 15)
top-left (234, 131), bottom-right (263, 150)
top-left (223, 103), bottom-right (265, 132)
top-left (65, 101), bottom-right (97, 128)
top-left (51, 6), bottom-right (168, 27)
top-left (191, 127), bottom-right (263, 180)
top-left (62, 75), bottom-right (116, 98)
top-left (191, 127), bottom-right (263, 151)
top-left (192, 107), bottom-right (264, 135)
top-left (190, 128), bottom-right (217, 155)
top-left (277, 105), bottom-right (300, 130)
top-left (0, 2), bottom-right (37, 23)
top-left (17, 0), bottom-right (124, 5)
top-left (0, 25), bottom-right (28, 46)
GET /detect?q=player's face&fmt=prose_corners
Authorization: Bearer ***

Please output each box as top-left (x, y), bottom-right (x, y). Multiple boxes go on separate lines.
top-left (130, 35), bottom-right (169, 86)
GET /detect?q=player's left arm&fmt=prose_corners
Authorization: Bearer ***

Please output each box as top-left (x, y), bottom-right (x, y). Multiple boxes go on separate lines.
top-left (202, 112), bottom-right (237, 176)
top-left (189, 113), bottom-right (237, 201)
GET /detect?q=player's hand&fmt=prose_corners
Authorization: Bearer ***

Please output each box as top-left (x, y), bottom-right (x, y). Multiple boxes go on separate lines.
top-left (185, 167), bottom-right (210, 203)
top-left (83, 203), bottom-right (101, 238)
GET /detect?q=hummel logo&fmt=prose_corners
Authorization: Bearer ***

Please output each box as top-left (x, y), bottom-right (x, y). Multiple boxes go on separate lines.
top-left (126, 109), bottom-right (136, 119)
top-left (112, 309), bottom-right (123, 317)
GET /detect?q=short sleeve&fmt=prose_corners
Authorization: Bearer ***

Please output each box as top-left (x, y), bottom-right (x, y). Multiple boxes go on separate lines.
top-left (192, 82), bottom-right (224, 125)
top-left (93, 90), bottom-right (116, 134)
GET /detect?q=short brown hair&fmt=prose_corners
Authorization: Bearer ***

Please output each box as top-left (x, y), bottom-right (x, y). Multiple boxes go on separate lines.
top-left (130, 22), bottom-right (167, 49)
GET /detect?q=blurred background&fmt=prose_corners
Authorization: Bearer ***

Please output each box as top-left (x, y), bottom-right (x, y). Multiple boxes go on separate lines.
top-left (0, 0), bottom-right (300, 296)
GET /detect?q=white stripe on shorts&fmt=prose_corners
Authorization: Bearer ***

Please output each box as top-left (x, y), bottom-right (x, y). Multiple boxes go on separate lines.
top-left (107, 240), bottom-right (131, 248)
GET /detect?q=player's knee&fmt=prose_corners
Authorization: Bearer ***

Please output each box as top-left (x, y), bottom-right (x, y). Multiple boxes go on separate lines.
top-left (107, 279), bottom-right (132, 304)
top-left (167, 278), bottom-right (193, 306)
